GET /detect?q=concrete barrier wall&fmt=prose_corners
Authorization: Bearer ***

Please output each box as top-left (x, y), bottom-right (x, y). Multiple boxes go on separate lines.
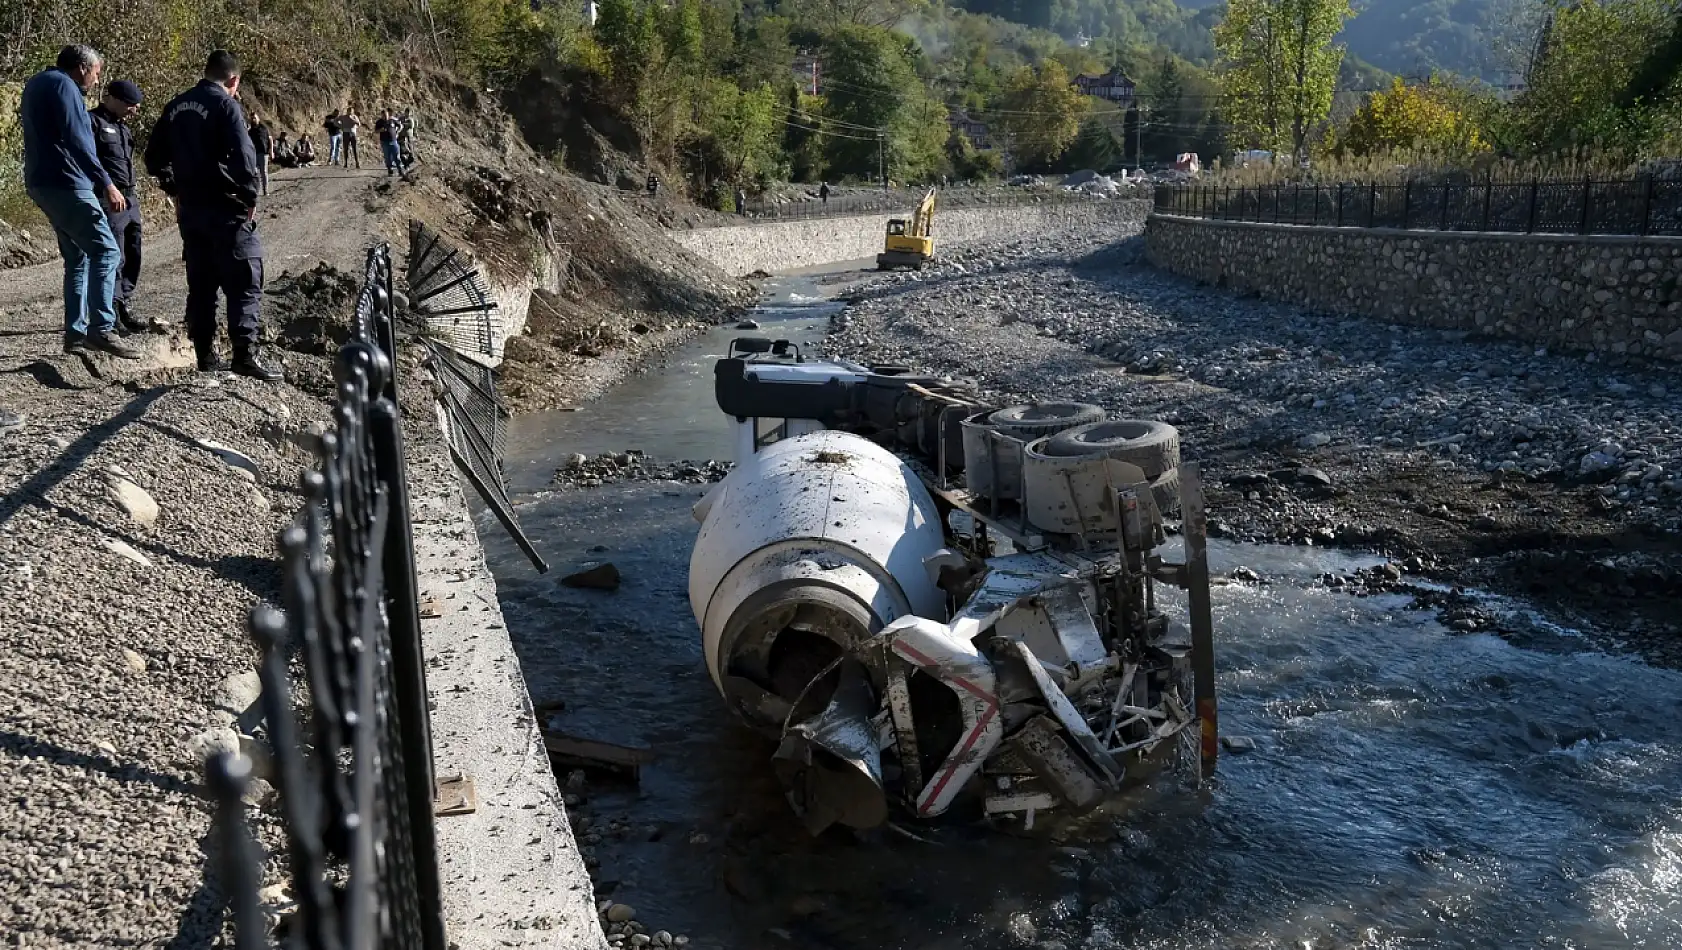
top-left (1146, 214), bottom-right (1682, 361)
top-left (673, 200), bottom-right (1153, 274)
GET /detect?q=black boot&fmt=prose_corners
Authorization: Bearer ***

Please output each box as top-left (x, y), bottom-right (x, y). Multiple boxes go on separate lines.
top-left (232, 346), bottom-right (282, 382)
top-left (196, 340), bottom-right (229, 372)
top-left (116, 300), bottom-right (147, 335)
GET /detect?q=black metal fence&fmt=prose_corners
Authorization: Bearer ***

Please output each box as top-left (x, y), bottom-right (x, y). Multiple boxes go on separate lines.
top-left (207, 242), bottom-right (446, 950)
top-left (1153, 178), bottom-right (1682, 236)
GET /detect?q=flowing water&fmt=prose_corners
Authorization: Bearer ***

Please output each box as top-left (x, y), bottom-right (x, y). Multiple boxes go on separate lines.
top-left (479, 269), bottom-right (1682, 950)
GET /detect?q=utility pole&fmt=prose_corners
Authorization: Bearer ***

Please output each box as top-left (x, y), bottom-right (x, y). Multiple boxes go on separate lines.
top-left (877, 132), bottom-right (886, 190)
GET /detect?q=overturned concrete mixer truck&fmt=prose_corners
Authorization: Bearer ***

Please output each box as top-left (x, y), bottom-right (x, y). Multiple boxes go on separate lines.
top-left (688, 336), bottom-right (1219, 834)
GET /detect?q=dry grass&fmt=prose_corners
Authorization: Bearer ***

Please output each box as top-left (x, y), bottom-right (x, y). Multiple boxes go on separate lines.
top-left (1207, 150), bottom-right (1651, 186)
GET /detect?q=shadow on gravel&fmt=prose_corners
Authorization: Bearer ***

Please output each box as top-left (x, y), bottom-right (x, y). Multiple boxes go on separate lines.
top-left (0, 387), bottom-right (168, 529)
top-left (4, 358), bottom-right (100, 391)
top-left (0, 728), bottom-right (200, 798)
top-left (161, 831), bottom-right (226, 950)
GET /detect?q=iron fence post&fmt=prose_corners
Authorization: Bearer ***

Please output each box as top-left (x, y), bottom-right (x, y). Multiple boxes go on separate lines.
top-left (1579, 176), bottom-right (1592, 234)
top-left (1336, 183), bottom-right (1343, 227)
top-left (1527, 181), bottom-right (1539, 232)
top-left (1369, 183), bottom-right (1377, 227)
top-left (1402, 181), bottom-right (1411, 229)
top-left (1642, 175), bottom-right (1654, 235)
top-left (1481, 175), bottom-right (1492, 231)
top-left (1440, 183), bottom-right (1450, 231)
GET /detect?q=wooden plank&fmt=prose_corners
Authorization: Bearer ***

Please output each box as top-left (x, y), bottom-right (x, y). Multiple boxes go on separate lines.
top-left (542, 729), bottom-right (655, 782)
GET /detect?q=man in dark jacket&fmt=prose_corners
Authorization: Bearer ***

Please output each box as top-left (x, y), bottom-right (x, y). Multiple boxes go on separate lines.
top-left (90, 78), bottom-right (150, 334)
top-left (20, 44), bottom-right (140, 360)
top-left (143, 49), bottom-right (280, 380)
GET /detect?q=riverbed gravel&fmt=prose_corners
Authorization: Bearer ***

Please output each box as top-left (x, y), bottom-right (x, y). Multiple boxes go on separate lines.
top-left (828, 222), bottom-right (1682, 661)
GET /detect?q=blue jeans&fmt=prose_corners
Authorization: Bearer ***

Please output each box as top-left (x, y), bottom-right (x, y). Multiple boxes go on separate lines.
top-left (28, 187), bottom-right (119, 338)
top-left (329, 133), bottom-right (343, 164)
top-left (382, 140), bottom-right (401, 173)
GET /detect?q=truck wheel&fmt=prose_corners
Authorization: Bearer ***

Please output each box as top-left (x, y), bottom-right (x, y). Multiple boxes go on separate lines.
top-left (1042, 420), bottom-right (1180, 478)
top-left (988, 402), bottom-right (1105, 438)
top-left (1148, 466), bottom-right (1180, 514)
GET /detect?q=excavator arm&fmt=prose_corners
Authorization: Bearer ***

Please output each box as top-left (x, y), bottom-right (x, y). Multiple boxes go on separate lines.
top-left (912, 187), bottom-right (937, 238)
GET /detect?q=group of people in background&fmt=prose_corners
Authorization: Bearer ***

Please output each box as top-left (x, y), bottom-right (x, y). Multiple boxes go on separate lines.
top-left (321, 106), bottom-right (416, 176)
top-left (246, 112), bottom-right (319, 195)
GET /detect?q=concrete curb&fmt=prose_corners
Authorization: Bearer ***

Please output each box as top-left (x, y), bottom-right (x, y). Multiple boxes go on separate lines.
top-left (409, 443), bottom-right (607, 950)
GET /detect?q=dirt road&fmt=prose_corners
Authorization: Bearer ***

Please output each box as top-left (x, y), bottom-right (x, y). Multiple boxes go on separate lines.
top-left (0, 162), bottom-right (388, 947)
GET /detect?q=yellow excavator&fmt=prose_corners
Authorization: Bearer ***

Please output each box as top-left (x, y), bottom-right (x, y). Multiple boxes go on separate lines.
top-left (877, 187), bottom-right (937, 270)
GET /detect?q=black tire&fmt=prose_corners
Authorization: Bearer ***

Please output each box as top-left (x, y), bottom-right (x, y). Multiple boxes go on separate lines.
top-left (1149, 466), bottom-right (1181, 515)
top-left (1042, 420), bottom-right (1180, 477)
top-left (988, 402), bottom-right (1105, 438)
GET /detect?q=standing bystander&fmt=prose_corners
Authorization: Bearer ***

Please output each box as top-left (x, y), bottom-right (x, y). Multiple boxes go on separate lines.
top-left (324, 109), bottom-right (343, 165)
top-left (89, 78), bottom-right (150, 334)
top-left (19, 44), bottom-right (140, 361)
top-left (248, 112), bottom-right (274, 195)
top-left (374, 108), bottom-right (401, 176)
top-left (144, 49), bottom-right (280, 380)
top-left (340, 109), bottom-right (362, 170)
top-left (397, 108), bottom-right (416, 169)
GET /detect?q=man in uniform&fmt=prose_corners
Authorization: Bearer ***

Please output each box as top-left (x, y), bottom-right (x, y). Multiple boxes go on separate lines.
top-left (143, 49), bottom-right (280, 380)
top-left (90, 78), bottom-right (150, 334)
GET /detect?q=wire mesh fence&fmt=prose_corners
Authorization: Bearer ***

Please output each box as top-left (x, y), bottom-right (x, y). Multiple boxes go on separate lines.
top-left (406, 221), bottom-right (504, 360)
top-left (1153, 178), bottom-right (1682, 236)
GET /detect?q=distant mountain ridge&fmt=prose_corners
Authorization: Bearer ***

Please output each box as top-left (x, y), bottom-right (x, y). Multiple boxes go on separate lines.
top-left (969, 0), bottom-right (1515, 80)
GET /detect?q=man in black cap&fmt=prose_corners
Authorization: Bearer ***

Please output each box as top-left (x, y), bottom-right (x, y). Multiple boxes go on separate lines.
top-left (90, 78), bottom-right (151, 334)
top-left (143, 49), bottom-right (280, 380)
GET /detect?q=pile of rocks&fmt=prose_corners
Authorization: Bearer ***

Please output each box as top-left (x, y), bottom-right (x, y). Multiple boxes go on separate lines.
top-left (553, 451), bottom-right (731, 489)
top-left (597, 902), bottom-right (689, 949)
top-left (830, 227), bottom-right (1682, 524)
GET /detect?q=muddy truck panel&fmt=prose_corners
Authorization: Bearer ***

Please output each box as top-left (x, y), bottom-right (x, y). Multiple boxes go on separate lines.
top-left (689, 430), bottom-right (947, 730)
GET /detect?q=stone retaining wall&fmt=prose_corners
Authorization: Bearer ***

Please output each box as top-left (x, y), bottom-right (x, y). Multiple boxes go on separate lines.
top-left (675, 200), bottom-right (1153, 275)
top-left (1146, 214), bottom-right (1682, 360)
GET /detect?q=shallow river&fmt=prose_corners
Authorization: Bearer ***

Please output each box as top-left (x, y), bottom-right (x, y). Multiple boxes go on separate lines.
top-left (480, 270), bottom-right (1682, 950)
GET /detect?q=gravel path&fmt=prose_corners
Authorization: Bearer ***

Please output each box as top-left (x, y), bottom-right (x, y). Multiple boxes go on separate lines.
top-left (827, 222), bottom-right (1682, 663)
top-left (0, 164), bottom-right (386, 947)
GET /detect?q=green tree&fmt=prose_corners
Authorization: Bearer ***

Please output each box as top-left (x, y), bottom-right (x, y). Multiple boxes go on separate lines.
top-left (595, 0), bottom-right (656, 94)
top-left (1512, 0), bottom-right (1678, 155)
top-left (784, 87), bottom-right (826, 182)
top-left (705, 80), bottom-right (783, 183)
top-left (820, 26), bottom-right (944, 181)
top-left (991, 60), bottom-right (1088, 169)
top-left (1215, 0), bottom-right (1354, 160)
top-left (1336, 77), bottom-right (1487, 156)
top-left (1063, 114), bottom-right (1124, 170)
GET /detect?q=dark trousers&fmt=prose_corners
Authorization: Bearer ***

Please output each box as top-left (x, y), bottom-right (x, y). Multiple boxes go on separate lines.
top-left (181, 214), bottom-right (263, 350)
top-left (343, 136), bottom-right (360, 169)
top-left (107, 194), bottom-right (142, 306)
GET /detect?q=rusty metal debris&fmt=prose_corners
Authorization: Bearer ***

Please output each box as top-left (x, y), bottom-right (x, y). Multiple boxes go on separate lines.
top-left (689, 340), bottom-right (1220, 832)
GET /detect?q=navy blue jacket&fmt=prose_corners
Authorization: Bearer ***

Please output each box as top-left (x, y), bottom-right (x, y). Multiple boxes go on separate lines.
top-left (89, 104), bottom-right (136, 191)
top-left (143, 79), bottom-right (260, 217)
top-left (20, 68), bottom-right (111, 192)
